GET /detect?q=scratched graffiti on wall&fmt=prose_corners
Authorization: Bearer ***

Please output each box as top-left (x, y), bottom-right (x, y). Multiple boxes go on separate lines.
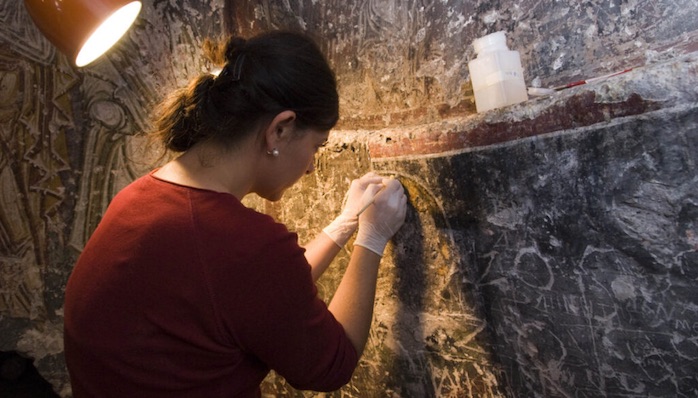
top-left (227, 0), bottom-right (698, 129)
top-left (368, 108), bottom-right (698, 396)
top-left (249, 141), bottom-right (505, 396)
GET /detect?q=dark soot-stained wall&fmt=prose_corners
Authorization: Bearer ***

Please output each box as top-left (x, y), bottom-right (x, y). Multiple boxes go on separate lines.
top-left (269, 58), bottom-right (698, 397)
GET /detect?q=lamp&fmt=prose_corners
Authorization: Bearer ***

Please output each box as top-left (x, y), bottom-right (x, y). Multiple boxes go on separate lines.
top-left (24, 0), bottom-right (142, 67)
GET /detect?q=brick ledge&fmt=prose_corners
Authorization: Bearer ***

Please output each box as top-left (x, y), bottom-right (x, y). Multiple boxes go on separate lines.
top-left (331, 53), bottom-right (698, 159)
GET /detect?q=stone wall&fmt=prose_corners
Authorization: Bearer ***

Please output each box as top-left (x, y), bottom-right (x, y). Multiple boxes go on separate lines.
top-left (1, 0), bottom-right (697, 396)
top-left (227, 0), bottom-right (698, 129)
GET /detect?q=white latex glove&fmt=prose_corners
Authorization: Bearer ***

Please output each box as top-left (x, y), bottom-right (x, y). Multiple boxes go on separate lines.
top-left (323, 172), bottom-right (384, 247)
top-left (354, 177), bottom-right (408, 256)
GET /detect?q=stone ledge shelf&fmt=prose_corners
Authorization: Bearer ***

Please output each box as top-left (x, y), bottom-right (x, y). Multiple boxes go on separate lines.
top-left (344, 53), bottom-right (698, 160)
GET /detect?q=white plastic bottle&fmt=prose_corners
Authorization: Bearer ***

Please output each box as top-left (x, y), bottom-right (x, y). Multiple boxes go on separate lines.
top-left (468, 31), bottom-right (528, 113)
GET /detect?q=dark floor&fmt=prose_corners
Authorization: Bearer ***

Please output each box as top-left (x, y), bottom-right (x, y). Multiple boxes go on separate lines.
top-left (0, 351), bottom-right (59, 398)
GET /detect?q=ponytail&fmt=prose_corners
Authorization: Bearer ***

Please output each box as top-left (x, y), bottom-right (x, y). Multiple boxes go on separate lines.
top-left (152, 74), bottom-right (216, 152)
top-left (150, 30), bottom-right (339, 153)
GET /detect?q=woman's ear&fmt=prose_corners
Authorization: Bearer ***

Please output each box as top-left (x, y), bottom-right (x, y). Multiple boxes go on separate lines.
top-left (264, 110), bottom-right (297, 151)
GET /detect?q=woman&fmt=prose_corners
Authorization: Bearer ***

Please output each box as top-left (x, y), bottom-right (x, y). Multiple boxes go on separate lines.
top-left (63, 30), bottom-right (407, 397)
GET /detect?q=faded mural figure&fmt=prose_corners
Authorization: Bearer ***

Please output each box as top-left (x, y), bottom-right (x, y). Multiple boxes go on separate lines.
top-left (0, 2), bottom-right (225, 394)
top-left (0, 2), bottom-right (145, 323)
top-left (0, 54), bottom-right (67, 321)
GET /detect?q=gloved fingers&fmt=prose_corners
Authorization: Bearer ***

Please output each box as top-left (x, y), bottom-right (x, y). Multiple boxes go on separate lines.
top-left (387, 191), bottom-right (407, 231)
top-left (355, 183), bottom-right (385, 220)
top-left (350, 173), bottom-right (383, 192)
top-left (354, 177), bottom-right (408, 255)
top-left (361, 183), bottom-right (384, 205)
top-left (386, 186), bottom-right (405, 208)
top-left (384, 190), bottom-right (407, 220)
top-left (394, 194), bottom-right (408, 230)
top-left (399, 194), bottom-right (408, 218)
top-left (358, 172), bottom-right (383, 186)
top-left (374, 177), bottom-right (403, 207)
top-left (342, 173), bottom-right (385, 215)
top-left (348, 173), bottom-right (393, 205)
top-left (384, 177), bottom-right (403, 193)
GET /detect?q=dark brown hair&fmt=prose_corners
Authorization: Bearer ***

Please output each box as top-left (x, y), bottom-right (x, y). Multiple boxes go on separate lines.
top-left (152, 31), bottom-right (339, 152)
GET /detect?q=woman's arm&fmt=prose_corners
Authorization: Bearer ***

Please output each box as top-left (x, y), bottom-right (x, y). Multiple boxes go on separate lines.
top-left (328, 179), bottom-right (407, 356)
top-left (304, 231), bottom-right (342, 282)
top-left (327, 246), bottom-right (381, 356)
top-left (305, 172), bottom-right (383, 281)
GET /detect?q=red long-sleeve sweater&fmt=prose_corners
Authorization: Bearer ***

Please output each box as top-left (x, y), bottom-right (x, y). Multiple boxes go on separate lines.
top-left (64, 172), bottom-right (358, 397)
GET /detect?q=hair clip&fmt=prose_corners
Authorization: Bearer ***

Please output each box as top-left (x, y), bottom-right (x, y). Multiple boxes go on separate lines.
top-left (231, 54), bottom-right (246, 81)
top-left (209, 67), bottom-right (223, 77)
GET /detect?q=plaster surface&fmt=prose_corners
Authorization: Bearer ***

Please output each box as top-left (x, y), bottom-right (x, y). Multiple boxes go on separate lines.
top-left (264, 55), bottom-right (698, 397)
top-left (227, 0), bottom-right (698, 129)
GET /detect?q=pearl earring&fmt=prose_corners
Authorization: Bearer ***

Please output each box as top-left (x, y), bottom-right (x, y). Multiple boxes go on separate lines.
top-left (267, 148), bottom-right (279, 157)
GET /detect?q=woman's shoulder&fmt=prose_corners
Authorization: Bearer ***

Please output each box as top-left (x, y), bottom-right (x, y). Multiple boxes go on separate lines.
top-left (186, 191), bottom-right (297, 248)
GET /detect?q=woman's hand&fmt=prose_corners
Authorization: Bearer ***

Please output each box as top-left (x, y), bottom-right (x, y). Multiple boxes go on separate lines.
top-left (354, 177), bottom-right (407, 256)
top-left (322, 172), bottom-right (384, 247)
top-left (328, 176), bottom-right (407, 356)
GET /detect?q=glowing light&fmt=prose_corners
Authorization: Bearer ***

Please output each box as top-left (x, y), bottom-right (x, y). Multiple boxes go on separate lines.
top-left (75, 1), bottom-right (142, 66)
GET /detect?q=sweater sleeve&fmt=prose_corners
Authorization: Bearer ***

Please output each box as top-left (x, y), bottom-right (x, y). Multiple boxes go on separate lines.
top-left (207, 220), bottom-right (359, 392)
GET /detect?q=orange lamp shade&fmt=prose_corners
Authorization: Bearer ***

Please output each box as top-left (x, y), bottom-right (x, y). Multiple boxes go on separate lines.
top-left (24, 0), bottom-right (142, 67)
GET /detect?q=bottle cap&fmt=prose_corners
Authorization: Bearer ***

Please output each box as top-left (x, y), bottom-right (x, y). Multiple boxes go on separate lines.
top-left (473, 31), bottom-right (507, 54)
